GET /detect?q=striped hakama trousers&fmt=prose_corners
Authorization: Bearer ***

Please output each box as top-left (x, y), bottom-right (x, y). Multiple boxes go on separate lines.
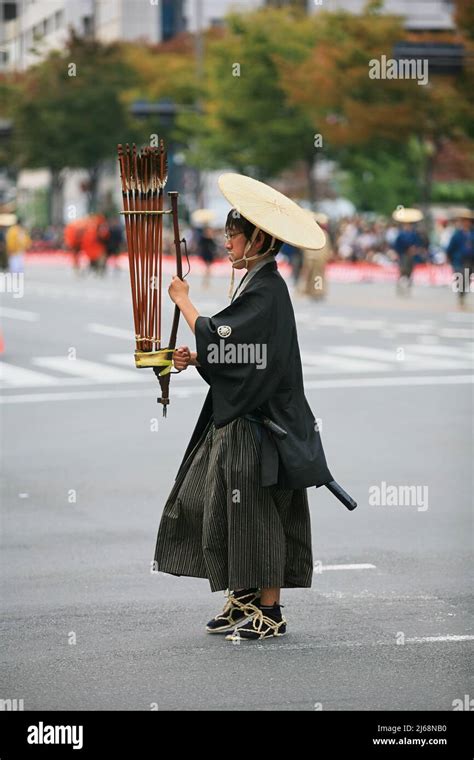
top-left (153, 416), bottom-right (314, 592)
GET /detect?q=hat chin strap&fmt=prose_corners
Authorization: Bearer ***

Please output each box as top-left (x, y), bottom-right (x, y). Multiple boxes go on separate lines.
top-left (228, 227), bottom-right (276, 299)
top-left (231, 227), bottom-right (276, 267)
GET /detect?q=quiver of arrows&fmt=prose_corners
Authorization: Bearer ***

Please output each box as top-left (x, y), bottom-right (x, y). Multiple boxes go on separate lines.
top-left (117, 141), bottom-right (183, 415)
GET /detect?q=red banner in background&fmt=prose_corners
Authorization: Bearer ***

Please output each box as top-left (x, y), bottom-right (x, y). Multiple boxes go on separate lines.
top-left (24, 252), bottom-right (454, 286)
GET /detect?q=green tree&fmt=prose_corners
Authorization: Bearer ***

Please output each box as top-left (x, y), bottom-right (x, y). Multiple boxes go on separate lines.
top-left (339, 143), bottom-right (420, 214)
top-left (10, 31), bottom-right (136, 223)
top-left (0, 75), bottom-right (19, 176)
top-left (177, 8), bottom-right (321, 200)
top-left (280, 4), bottom-right (474, 214)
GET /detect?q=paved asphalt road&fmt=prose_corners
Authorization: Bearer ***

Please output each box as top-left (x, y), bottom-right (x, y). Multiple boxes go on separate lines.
top-left (1, 261), bottom-right (472, 711)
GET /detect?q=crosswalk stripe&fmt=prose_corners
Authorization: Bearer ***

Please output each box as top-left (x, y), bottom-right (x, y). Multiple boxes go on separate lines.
top-left (1, 342), bottom-right (472, 391)
top-left (406, 635), bottom-right (474, 643)
top-left (318, 563), bottom-right (376, 571)
top-left (299, 313), bottom-right (473, 340)
top-left (447, 312), bottom-right (474, 322)
top-left (439, 327), bottom-right (474, 339)
top-left (392, 323), bottom-right (439, 334)
top-left (105, 353), bottom-right (136, 367)
top-left (0, 355), bottom-right (203, 389)
top-left (26, 282), bottom-right (127, 304)
top-left (32, 356), bottom-right (144, 383)
top-left (0, 362), bottom-right (60, 387)
top-left (302, 353), bottom-right (390, 373)
top-left (1, 374), bottom-right (472, 404)
top-left (314, 316), bottom-right (350, 326)
top-left (328, 345), bottom-right (472, 370)
top-left (328, 346), bottom-right (400, 362)
top-left (88, 323), bottom-right (134, 340)
top-left (404, 344), bottom-right (472, 357)
top-left (415, 335), bottom-right (440, 344)
top-left (0, 386), bottom-right (207, 404)
top-left (0, 306), bottom-right (39, 322)
top-left (304, 374), bottom-right (474, 390)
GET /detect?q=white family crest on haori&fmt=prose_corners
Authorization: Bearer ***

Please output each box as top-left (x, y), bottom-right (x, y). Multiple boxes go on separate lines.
top-left (217, 325), bottom-right (232, 338)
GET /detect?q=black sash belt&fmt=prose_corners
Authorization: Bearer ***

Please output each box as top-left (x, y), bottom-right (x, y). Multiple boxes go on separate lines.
top-left (242, 412), bottom-right (357, 511)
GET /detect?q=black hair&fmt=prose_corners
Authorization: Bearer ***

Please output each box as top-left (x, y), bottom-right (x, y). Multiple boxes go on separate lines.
top-left (225, 209), bottom-right (283, 256)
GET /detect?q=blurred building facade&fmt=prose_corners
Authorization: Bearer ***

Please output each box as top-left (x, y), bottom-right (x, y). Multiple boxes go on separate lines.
top-left (0, 0), bottom-right (161, 71)
top-left (181, 0), bottom-right (455, 32)
top-left (310, 1), bottom-right (455, 31)
top-left (1, 0), bottom-right (456, 72)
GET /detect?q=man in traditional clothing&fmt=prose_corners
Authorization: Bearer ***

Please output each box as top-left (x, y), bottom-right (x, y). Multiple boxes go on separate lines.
top-left (298, 211), bottom-right (332, 300)
top-left (392, 207), bottom-right (424, 295)
top-left (446, 209), bottom-right (474, 307)
top-left (154, 174), bottom-right (337, 641)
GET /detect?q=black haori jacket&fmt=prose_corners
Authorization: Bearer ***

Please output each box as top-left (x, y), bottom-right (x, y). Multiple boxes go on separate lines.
top-left (177, 259), bottom-right (334, 489)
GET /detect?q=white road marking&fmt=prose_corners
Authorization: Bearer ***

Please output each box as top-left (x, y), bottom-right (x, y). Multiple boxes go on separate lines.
top-left (328, 346), bottom-right (401, 362)
top-left (106, 352), bottom-right (136, 367)
top-left (315, 316), bottom-right (352, 326)
top-left (0, 306), bottom-right (39, 321)
top-left (316, 563), bottom-right (376, 571)
top-left (1, 373), bottom-right (472, 403)
top-left (32, 356), bottom-right (144, 383)
top-left (405, 635), bottom-right (474, 643)
top-left (392, 322), bottom-right (443, 334)
top-left (1, 338), bottom-right (472, 393)
top-left (447, 312), bottom-right (474, 322)
top-left (304, 374), bottom-right (474, 390)
top-left (25, 282), bottom-right (127, 303)
top-left (313, 317), bottom-right (442, 334)
top-left (302, 352), bottom-right (390, 373)
top-left (405, 344), bottom-right (472, 357)
top-left (439, 327), bottom-right (474, 339)
top-left (298, 313), bottom-right (474, 340)
top-left (88, 323), bottom-right (134, 340)
top-left (0, 386), bottom-right (207, 404)
top-left (345, 319), bottom-right (387, 330)
top-left (328, 345), bottom-right (472, 371)
top-left (416, 335), bottom-right (440, 344)
top-left (0, 362), bottom-right (60, 387)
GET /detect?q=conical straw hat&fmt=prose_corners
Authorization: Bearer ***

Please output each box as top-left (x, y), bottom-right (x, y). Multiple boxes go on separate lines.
top-left (452, 208), bottom-right (474, 220)
top-left (392, 207), bottom-right (424, 223)
top-left (0, 213), bottom-right (17, 226)
top-left (191, 208), bottom-right (216, 226)
top-left (218, 173), bottom-right (326, 250)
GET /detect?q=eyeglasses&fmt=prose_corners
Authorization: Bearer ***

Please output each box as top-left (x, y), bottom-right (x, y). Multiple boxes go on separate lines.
top-left (224, 231), bottom-right (244, 242)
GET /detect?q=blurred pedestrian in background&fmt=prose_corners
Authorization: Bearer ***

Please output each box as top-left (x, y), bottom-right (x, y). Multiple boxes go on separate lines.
top-left (81, 214), bottom-right (109, 276)
top-left (104, 216), bottom-right (124, 274)
top-left (392, 207), bottom-right (424, 296)
top-left (446, 209), bottom-right (474, 307)
top-left (280, 241), bottom-right (303, 286)
top-left (336, 217), bottom-right (359, 261)
top-left (64, 217), bottom-right (88, 274)
top-left (5, 215), bottom-right (31, 274)
top-left (0, 214), bottom-right (17, 271)
top-left (197, 225), bottom-right (217, 288)
top-left (298, 211), bottom-right (332, 301)
top-left (190, 209), bottom-right (217, 288)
